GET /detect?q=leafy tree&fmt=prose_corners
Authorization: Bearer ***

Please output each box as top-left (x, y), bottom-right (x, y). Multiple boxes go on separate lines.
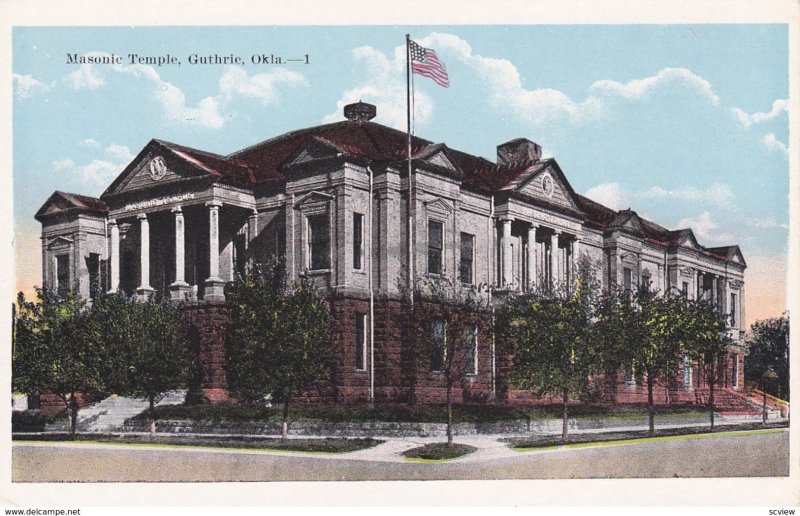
top-left (683, 298), bottom-right (732, 429)
top-left (226, 262), bottom-right (333, 439)
top-left (746, 314), bottom-right (789, 401)
top-left (403, 276), bottom-right (489, 445)
top-left (498, 261), bottom-right (599, 441)
top-left (626, 291), bottom-right (686, 435)
top-left (86, 294), bottom-right (189, 435)
top-left (12, 288), bottom-right (102, 435)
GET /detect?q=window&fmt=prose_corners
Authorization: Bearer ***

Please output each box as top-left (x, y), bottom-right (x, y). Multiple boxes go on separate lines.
top-left (732, 355), bottom-right (739, 388)
top-left (624, 364), bottom-right (635, 388)
top-left (460, 233), bottom-right (474, 284)
top-left (683, 355), bottom-right (693, 390)
top-left (86, 253), bottom-right (100, 300)
top-left (641, 272), bottom-right (651, 293)
top-left (307, 215), bottom-right (330, 270)
top-left (355, 313), bottom-right (367, 371)
top-left (353, 213), bottom-right (364, 271)
top-left (233, 234), bottom-right (247, 280)
top-left (428, 221), bottom-right (443, 275)
top-left (730, 293), bottom-right (737, 326)
top-left (622, 267), bottom-right (632, 296)
top-left (431, 320), bottom-right (445, 372)
top-left (463, 325), bottom-right (478, 376)
top-left (682, 281), bottom-right (689, 297)
top-left (56, 254), bottom-right (70, 297)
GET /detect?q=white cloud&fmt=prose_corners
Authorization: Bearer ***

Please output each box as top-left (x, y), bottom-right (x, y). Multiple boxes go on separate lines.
top-left (675, 211), bottom-right (734, 243)
top-left (763, 133), bottom-right (789, 158)
top-left (731, 99), bottom-right (788, 128)
top-left (66, 63), bottom-right (105, 89)
top-left (13, 73), bottom-right (52, 98)
top-left (51, 143), bottom-right (134, 195)
top-left (585, 182), bottom-right (735, 210)
top-left (640, 184), bottom-right (734, 207)
top-left (79, 138), bottom-right (100, 148)
top-left (323, 45), bottom-right (433, 129)
top-left (590, 67), bottom-right (720, 106)
top-left (584, 182), bottom-right (628, 210)
top-left (219, 66), bottom-right (306, 105)
top-left (749, 217), bottom-right (788, 230)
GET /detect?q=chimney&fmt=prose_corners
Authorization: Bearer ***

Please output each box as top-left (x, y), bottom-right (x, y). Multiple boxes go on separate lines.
top-left (344, 101), bottom-right (376, 122)
top-left (497, 138), bottom-right (542, 165)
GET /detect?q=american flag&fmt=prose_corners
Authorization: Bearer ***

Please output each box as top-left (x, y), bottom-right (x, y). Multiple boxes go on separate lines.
top-left (409, 39), bottom-right (449, 88)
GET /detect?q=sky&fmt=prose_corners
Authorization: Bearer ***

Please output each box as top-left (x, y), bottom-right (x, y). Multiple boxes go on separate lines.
top-left (11, 25), bottom-right (790, 327)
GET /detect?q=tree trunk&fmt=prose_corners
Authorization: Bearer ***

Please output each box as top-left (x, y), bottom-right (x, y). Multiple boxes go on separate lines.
top-left (708, 362), bottom-right (716, 430)
top-left (446, 379), bottom-right (453, 445)
top-left (647, 376), bottom-right (655, 436)
top-left (762, 381), bottom-right (768, 425)
top-left (63, 395), bottom-right (73, 437)
top-left (282, 399), bottom-right (290, 440)
top-left (69, 392), bottom-right (78, 437)
top-left (562, 387), bottom-right (569, 442)
top-left (149, 395), bottom-right (156, 437)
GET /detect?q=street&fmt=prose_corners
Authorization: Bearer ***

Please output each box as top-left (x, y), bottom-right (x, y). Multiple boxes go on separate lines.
top-left (12, 429), bottom-right (789, 481)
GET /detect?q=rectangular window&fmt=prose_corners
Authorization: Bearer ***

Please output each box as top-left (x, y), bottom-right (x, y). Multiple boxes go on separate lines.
top-left (431, 320), bottom-right (446, 372)
top-left (355, 313), bottom-right (366, 371)
top-left (86, 253), bottom-right (100, 300)
top-left (428, 221), bottom-right (443, 275)
top-left (732, 355), bottom-right (739, 388)
top-left (730, 293), bottom-right (737, 326)
top-left (623, 267), bottom-right (632, 296)
top-left (307, 214), bottom-right (330, 270)
top-left (683, 355), bottom-right (693, 390)
top-left (459, 232), bottom-right (474, 284)
top-left (463, 325), bottom-right (478, 376)
top-left (353, 213), bottom-right (364, 271)
top-left (56, 254), bottom-right (70, 297)
top-left (682, 281), bottom-right (689, 296)
top-left (624, 364), bottom-right (635, 389)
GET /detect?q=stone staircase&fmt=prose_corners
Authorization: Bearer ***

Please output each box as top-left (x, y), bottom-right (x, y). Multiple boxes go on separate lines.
top-left (694, 388), bottom-right (781, 418)
top-left (46, 390), bottom-right (187, 432)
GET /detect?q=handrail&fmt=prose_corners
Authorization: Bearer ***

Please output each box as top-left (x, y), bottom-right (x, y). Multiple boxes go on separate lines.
top-left (750, 389), bottom-right (789, 407)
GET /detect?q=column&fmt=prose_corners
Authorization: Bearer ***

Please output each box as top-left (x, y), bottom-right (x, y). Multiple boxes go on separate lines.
top-left (107, 219), bottom-right (120, 294)
top-left (550, 231), bottom-right (560, 288)
top-left (501, 218), bottom-right (512, 287)
top-left (204, 201), bottom-right (226, 302)
top-left (526, 224), bottom-right (537, 291)
top-left (169, 207), bottom-right (191, 302)
top-left (136, 214), bottom-right (154, 300)
top-left (572, 236), bottom-right (581, 283)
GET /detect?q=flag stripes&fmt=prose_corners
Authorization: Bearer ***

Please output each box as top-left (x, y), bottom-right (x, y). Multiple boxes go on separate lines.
top-left (409, 39), bottom-right (449, 88)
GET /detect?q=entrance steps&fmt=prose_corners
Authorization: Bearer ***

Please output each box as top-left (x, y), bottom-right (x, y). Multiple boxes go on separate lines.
top-left (46, 390), bottom-right (187, 432)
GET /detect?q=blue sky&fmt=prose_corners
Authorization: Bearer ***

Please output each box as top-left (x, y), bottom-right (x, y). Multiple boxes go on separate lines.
top-left (12, 25), bottom-right (789, 324)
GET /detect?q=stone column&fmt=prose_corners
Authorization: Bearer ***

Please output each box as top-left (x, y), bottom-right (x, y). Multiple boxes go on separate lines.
top-left (169, 207), bottom-right (191, 302)
top-left (136, 214), bottom-right (154, 300)
top-left (550, 231), bottom-right (560, 288)
top-left (501, 218), bottom-right (512, 287)
top-left (572, 236), bottom-right (581, 283)
top-left (526, 224), bottom-right (537, 291)
top-left (204, 202), bottom-right (226, 302)
top-left (107, 219), bottom-right (120, 294)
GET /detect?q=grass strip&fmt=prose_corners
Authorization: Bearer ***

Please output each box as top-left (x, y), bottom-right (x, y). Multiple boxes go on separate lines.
top-left (402, 442), bottom-right (477, 462)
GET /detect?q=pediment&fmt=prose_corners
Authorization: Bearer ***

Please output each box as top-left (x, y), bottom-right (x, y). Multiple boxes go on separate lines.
top-left (620, 252), bottom-right (638, 265)
top-left (286, 137), bottom-right (344, 166)
top-left (424, 197), bottom-right (454, 215)
top-left (37, 196), bottom-right (74, 218)
top-left (426, 151), bottom-right (457, 171)
top-left (46, 235), bottom-right (74, 249)
top-left (516, 164), bottom-right (579, 212)
top-left (727, 247), bottom-right (746, 266)
top-left (104, 140), bottom-right (213, 196)
top-left (677, 231), bottom-right (701, 250)
top-left (294, 190), bottom-right (334, 208)
top-left (416, 144), bottom-right (461, 174)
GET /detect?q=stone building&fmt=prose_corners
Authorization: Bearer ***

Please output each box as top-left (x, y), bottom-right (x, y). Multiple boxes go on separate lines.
top-left (36, 101), bottom-right (747, 405)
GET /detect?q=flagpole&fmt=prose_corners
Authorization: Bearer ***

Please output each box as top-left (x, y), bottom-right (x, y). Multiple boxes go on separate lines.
top-left (406, 34), bottom-right (415, 303)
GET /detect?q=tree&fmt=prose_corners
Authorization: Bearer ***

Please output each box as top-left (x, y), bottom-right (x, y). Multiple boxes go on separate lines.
top-left (745, 314), bottom-right (789, 402)
top-left (683, 298), bottom-right (732, 429)
top-left (626, 291), bottom-right (686, 435)
top-left (403, 276), bottom-right (489, 445)
top-left (226, 263), bottom-right (333, 439)
top-left (498, 262), bottom-right (599, 442)
top-left (86, 294), bottom-right (189, 436)
top-left (12, 289), bottom-right (103, 435)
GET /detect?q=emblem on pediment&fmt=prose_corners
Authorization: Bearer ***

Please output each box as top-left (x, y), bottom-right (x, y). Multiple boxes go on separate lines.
top-left (148, 156), bottom-right (168, 181)
top-left (541, 173), bottom-right (555, 198)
